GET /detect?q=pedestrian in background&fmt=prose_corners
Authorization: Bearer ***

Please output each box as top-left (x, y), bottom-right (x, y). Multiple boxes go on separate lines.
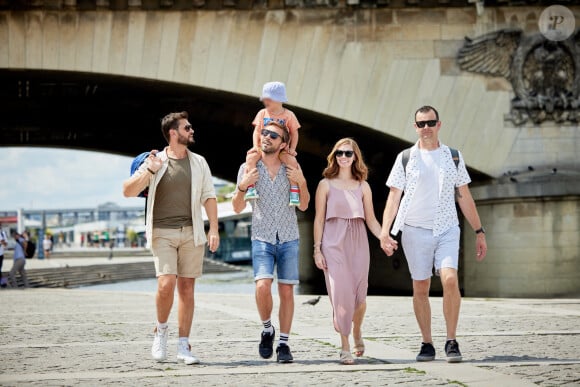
top-left (0, 224), bottom-right (8, 285)
top-left (9, 231), bottom-right (29, 288)
top-left (123, 111), bottom-right (219, 365)
top-left (380, 105), bottom-right (487, 363)
top-left (233, 121), bottom-right (310, 364)
top-left (43, 234), bottom-right (52, 259)
top-left (313, 138), bottom-right (383, 365)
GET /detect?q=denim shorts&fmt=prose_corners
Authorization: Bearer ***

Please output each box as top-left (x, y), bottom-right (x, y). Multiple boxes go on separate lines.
top-left (401, 225), bottom-right (460, 281)
top-left (251, 239), bottom-right (300, 285)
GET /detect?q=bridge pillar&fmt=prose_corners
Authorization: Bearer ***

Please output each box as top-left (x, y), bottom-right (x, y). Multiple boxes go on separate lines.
top-left (297, 210), bottom-right (319, 293)
top-left (464, 179), bottom-right (580, 298)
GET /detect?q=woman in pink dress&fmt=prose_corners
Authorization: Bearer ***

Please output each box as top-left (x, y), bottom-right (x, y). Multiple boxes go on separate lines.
top-left (313, 138), bottom-right (383, 365)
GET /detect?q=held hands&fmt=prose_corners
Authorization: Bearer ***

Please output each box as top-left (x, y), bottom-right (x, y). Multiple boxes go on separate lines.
top-left (379, 232), bottom-right (398, 256)
top-left (207, 229), bottom-right (220, 253)
top-left (147, 150), bottom-right (163, 173)
top-left (286, 164), bottom-right (306, 186)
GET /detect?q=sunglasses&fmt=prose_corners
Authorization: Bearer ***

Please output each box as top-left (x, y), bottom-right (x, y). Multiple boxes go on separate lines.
top-left (415, 120), bottom-right (438, 128)
top-left (335, 150), bottom-right (354, 158)
top-left (261, 129), bottom-right (282, 140)
top-left (173, 124), bottom-right (193, 132)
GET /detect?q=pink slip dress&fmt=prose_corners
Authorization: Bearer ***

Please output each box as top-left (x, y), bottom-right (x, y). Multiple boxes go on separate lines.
top-left (321, 182), bottom-right (370, 336)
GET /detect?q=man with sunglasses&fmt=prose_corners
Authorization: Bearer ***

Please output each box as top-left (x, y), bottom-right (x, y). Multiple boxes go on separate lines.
top-left (380, 105), bottom-right (487, 363)
top-left (123, 111), bottom-right (219, 365)
top-left (233, 121), bottom-right (310, 364)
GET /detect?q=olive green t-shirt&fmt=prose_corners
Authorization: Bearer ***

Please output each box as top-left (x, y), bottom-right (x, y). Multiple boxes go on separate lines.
top-left (153, 157), bottom-right (193, 229)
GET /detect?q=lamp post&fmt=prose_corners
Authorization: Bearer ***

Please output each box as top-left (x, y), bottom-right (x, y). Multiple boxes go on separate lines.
top-left (37, 211), bottom-right (46, 259)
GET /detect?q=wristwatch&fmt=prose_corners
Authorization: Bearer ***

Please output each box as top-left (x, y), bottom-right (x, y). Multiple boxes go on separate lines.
top-left (475, 227), bottom-right (486, 235)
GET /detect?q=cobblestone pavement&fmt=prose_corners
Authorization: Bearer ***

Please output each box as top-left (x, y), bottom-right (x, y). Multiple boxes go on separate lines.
top-left (1, 289), bottom-right (578, 386)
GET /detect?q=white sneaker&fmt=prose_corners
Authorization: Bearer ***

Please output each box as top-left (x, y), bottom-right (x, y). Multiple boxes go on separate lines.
top-left (151, 326), bottom-right (168, 362)
top-left (177, 342), bottom-right (200, 365)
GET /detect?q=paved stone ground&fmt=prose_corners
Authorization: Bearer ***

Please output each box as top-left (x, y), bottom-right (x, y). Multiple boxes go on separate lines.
top-left (1, 289), bottom-right (579, 386)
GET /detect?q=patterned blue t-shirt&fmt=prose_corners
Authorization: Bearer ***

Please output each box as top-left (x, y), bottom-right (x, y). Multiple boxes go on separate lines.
top-left (237, 161), bottom-right (299, 244)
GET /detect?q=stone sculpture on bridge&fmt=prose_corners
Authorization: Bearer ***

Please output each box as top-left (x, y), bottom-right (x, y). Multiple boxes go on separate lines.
top-left (457, 28), bottom-right (580, 125)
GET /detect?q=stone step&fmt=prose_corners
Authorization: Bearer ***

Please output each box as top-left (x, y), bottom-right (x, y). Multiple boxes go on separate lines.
top-left (2, 258), bottom-right (241, 289)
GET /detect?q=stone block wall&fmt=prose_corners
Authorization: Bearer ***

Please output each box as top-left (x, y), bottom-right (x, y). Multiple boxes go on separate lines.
top-left (464, 195), bottom-right (580, 297)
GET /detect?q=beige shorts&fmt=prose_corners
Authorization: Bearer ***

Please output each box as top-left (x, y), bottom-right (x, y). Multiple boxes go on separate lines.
top-left (151, 226), bottom-right (205, 278)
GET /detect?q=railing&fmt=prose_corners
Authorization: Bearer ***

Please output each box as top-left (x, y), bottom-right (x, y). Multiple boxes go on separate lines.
top-left (0, 0), bottom-right (554, 11)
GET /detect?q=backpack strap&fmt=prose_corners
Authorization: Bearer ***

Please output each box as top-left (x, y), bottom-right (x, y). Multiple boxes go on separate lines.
top-left (402, 147), bottom-right (460, 172)
top-left (449, 147), bottom-right (461, 200)
top-left (449, 147), bottom-right (460, 169)
top-left (401, 148), bottom-right (412, 173)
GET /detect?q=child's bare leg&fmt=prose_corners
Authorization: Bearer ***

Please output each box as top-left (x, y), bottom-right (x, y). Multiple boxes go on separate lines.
top-left (244, 149), bottom-right (262, 199)
top-left (279, 152), bottom-right (301, 206)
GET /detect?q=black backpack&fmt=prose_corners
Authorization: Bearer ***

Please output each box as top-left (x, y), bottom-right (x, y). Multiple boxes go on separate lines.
top-left (25, 240), bottom-right (36, 259)
top-left (401, 147), bottom-right (461, 200)
top-left (17, 239), bottom-right (36, 259)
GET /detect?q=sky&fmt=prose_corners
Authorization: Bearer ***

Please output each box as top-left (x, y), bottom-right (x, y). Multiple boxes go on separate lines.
top-left (0, 147), bottom-right (228, 211)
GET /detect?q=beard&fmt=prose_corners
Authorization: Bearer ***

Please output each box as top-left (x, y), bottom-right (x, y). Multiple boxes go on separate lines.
top-left (177, 133), bottom-right (195, 146)
top-left (261, 142), bottom-right (280, 155)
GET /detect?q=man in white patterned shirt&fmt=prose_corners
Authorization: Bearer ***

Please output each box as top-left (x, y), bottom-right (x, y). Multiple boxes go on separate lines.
top-left (380, 105), bottom-right (487, 364)
top-left (233, 121), bottom-right (310, 364)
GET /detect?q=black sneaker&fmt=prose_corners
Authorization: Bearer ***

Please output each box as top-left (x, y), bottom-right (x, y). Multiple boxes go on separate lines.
top-left (276, 344), bottom-right (294, 363)
top-left (444, 339), bottom-right (462, 363)
top-left (416, 342), bottom-right (436, 362)
top-left (259, 327), bottom-right (275, 359)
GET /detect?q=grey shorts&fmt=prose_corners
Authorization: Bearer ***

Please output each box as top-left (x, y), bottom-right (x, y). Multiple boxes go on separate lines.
top-left (401, 225), bottom-right (460, 281)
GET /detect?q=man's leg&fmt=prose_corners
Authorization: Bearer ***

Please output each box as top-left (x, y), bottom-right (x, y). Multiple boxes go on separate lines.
top-left (151, 274), bottom-right (176, 362)
top-left (156, 275), bottom-right (177, 324)
top-left (9, 260), bottom-right (20, 288)
top-left (440, 268), bottom-right (462, 362)
top-left (177, 277), bottom-right (196, 338)
top-left (19, 262), bottom-right (29, 288)
top-left (275, 239), bottom-right (299, 363)
top-left (256, 278), bottom-right (274, 321)
top-left (172, 231), bottom-right (204, 365)
top-left (175, 276), bottom-right (201, 365)
top-left (256, 278), bottom-right (276, 359)
top-left (278, 283), bottom-right (294, 340)
top-left (435, 226), bottom-right (462, 362)
top-left (440, 268), bottom-right (461, 339)
top-left (413, 279), bottom-right (432, 344)
top-left (401, 225), bottom-right (438, 361)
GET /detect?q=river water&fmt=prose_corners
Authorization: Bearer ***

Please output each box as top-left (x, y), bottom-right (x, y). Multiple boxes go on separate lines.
top-left (82, 268), bottom-right (278, 294)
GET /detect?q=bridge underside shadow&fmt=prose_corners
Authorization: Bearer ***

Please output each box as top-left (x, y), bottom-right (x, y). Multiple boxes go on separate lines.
top-left (0, 69), bottom-right (489, 295)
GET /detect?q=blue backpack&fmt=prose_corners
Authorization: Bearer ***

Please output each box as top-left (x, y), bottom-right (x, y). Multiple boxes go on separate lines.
top-left (130, 152), bottom-right (150, 198)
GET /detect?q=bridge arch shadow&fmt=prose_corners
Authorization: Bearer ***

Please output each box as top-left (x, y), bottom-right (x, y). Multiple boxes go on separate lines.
top-left (0, 69), bottom-right (489, 294)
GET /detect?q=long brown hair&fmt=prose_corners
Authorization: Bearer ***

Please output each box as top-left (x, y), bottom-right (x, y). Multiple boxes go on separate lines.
top-left (322, 138), bottom-right (368, 181)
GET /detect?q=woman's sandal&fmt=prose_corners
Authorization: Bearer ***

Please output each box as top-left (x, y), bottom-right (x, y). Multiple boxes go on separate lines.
top-left (353, 338), bottom-right (365, 357)
top-left (340, 350), bottom-right (355, 365)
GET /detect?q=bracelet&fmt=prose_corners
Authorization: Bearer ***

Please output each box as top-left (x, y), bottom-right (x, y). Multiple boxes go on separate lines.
top-left (147, 168), bottom-right (156, 175)
top-left (238, 185), bottom-right (247, 193)
top-left (313, 242), bottom-right (321, 248)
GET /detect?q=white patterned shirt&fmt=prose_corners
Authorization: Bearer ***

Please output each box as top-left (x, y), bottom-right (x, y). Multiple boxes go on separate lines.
top-left (386, 142), bottom-right (471, 236)
top-left (237, 161), bottom-right (299, 244)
